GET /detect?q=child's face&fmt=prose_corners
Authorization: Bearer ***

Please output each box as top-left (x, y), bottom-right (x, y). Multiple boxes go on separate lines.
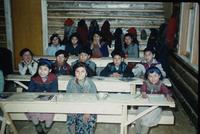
top-left (22, 51), bottom-right (32, 64)
top-left (71, 36), bottom-right (78, 45)
top-left (144, 51), bottom-right (154, 63)
top-left (148, 72), bottom-right (160, 84)
top-left (79, 53), bottom-right (90, 62)
top-left (52, 37), bottom-right (59, 45)
top-left (93, 33), bottom-right (101, 42)
top-left (38, 65), bottom-right (51, 78)
top-left (75, 67), bottom-right (87, 80)
top-left (124, 36), bottom-right (132, 45)
top-left (56, 54), bottom-right (66, 65)
top-left (113, 55), bottom-right (122, 66)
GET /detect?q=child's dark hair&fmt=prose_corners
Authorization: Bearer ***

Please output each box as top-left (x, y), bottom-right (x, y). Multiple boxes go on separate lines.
top-left (49, 33), bottom-right (62, 46)
top-left (32, 58), bottom-right (53, 77)
top-left (72, 62), bottom-right (88, 75)
top-left (55, 50), bottom-right (68, 58)
top-left (143, 47), bottom-right (155, 55)
top-left (91, 31), bottom-right (102, 41)
top-left (19, 48), bottom-right (33, 57)
top-left (69, 33), bottom-right (80, 44)
top-left (111, 49), bottom-right (125, 58)
top-left (145, 66), bottom-right (163, 80)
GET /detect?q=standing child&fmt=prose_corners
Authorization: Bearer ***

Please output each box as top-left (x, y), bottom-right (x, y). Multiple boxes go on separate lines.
top-left (46, 33), bottom-right (65, 56)
top-left (122, 33), bottom-right (139, 58)
top-left (132, 47), bottom-right (166, 78)
top-left (100, 50), bottom-right (134, 77)
top-left (65, 33), bottom-right (82, 56)
top-left (135, 66), bottom-right (173, 134)
top-left (26, 59), bottom-right (58, 134)
top-left (18, 48), bottom-right (38, 75)
top-left (66, 62), bottom-right (97, 134)
top-left (52, 50), bottom-right (71, 76)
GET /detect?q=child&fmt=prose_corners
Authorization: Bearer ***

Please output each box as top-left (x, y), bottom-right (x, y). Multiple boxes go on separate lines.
top-left (65, 33), bottom-right (82, 56)
top-left (18, 48), bottom-right (38, 75)
top-left (135, 66), bottom-right (173, 134)
top-left (122, 33), bottom-right (139, 58)
top-left (132, 47), bottom-right (166, 78)
top-left (52, 50), bottom-right (71, 75)
top-left (26, 59), bottom-right (58, 134)
top-left (66, 62), bottom-right (97, 134)
top-left (100, 50), bottom-right (134, 77)
top-left (71, 48), bottom-right (96, 77)
top-left (46, 33), bottom-right (65, 56)
top-left (90, 31), bottom-right (109, 58)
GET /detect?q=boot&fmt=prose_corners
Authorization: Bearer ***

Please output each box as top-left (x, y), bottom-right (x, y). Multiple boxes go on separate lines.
top-left (35, 123), bottom-right (45, 134)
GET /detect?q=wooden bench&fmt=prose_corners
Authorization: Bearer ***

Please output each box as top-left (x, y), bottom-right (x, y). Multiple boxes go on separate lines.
top-left (8, 110), bottom-right (174, 125)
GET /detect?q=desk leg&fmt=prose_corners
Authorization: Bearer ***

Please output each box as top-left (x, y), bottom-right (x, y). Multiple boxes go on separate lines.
top-left (0, 113), bottom-right (18, 134)
top-left (121, 105), bottom-right (128, 134)
top-left (14, 81), bottom-right (28, 90)
top-left (0, 115), bottom-right (6, 134)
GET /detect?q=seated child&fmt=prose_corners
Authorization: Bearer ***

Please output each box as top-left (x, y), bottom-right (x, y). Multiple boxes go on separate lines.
top-left (46, 33), bottom-right (65, 56)
top-left (122, 33), bottom-right (139, 58)
top-left (18, 48), bottom-right (38, 75)
top-left (100, 50), bottom-right (134, 77)
top-left (26, 59), bottom-right (58, 134)
top-left (132, 47), bottom-right (166, 78)
top-left (71, 48), bottom-right (96, 77)
top-left (52, 50), bottom-right (71, 75)
top-left (135, 66), bottom-right (173, 134)
top-left (90, 31), bottom-right (109, 58)
top-left (65, 33), bottom-right (82, 56)
top-left (66, 62), bottom-right (97, 134)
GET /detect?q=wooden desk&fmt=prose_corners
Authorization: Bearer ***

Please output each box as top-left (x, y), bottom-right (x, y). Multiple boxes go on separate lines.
top-left (34, 56), bottom-right (142, 67)
top-left (0, 92), bottom-right (175, 134)
top-left (5, 74), bottom-right (172, 94)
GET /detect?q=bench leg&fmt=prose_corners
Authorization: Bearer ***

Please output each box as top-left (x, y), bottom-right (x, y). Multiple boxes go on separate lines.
top-left (121, 105), bottom-right (128, 134)
top-left (1, 113), bottom-right (18, 134)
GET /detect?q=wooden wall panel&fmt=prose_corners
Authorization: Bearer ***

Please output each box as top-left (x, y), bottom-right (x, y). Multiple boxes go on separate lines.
top-left (11, 0), bottom-right (43, 69)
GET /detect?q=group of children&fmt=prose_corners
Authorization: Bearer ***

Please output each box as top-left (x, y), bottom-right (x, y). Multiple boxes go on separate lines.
top-left (46, 19), bottom-right (140, 60)
top-left (16, 45), bottom-right (173, 134)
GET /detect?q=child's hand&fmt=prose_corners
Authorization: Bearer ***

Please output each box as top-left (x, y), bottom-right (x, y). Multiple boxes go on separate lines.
top-left (83, 114), bottom-right (90, 123)
top-left (166, 95), bottom-right (173, 102)
top-left (111, 73), bottom-right (121, 77)
top-left (141, 92), bottom-right (148, 98)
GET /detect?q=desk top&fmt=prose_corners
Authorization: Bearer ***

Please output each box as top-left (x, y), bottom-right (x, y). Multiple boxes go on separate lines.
top-left (0, 92), bottom-right (175, 108)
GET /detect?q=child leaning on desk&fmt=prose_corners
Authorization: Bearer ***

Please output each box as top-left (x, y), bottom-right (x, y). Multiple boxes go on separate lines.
top-left (26, 59), bottom-right (58, 134)
top-left (132, 47), bottom-right (166, 78)
top-left (18, 48), bottom-right (38, 75)
top-left (52, 50), bottom-right (71, 76)
top-left (100, 50), bottom-right (134, 77)
top-left (135, 66), bottom-right (173, 134)
top-left (66, 62), bottom-right (97, 134)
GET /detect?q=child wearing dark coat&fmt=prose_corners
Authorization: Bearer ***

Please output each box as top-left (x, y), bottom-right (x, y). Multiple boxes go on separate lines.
top-left (26, 59), bottom-right (58, 134)
top-left (100, 50), bottom-right (134, 77)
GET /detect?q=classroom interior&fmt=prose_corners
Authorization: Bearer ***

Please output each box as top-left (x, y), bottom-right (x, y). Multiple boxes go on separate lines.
top-left (0, 1), bottom-right (198, 134)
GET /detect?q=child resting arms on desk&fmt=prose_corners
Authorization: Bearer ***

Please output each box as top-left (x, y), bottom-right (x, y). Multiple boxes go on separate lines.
top-left (66, 62), bottom-right (97, 134)
top-left (100, 50), bottom-right (134, 77)
top-left (135, 66), bottom-right (173, 134)
top-left (26, 59), bottom-right (58, 134)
